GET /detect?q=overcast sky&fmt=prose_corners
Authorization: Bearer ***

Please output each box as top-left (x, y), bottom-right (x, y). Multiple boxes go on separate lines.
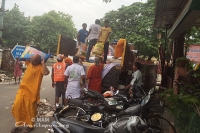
top-left (4, 0), bottom-right (147, 30)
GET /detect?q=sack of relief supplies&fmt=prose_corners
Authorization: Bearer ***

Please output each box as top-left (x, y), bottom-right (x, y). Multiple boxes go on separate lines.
top-left (92, 42), bottom-right (104, 56)
top-left (20, 46), bottom-right (51, 62)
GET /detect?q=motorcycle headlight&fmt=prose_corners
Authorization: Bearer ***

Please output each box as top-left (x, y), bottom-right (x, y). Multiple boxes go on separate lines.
top-left (91, 113), bottom-right (102, 122)
top-left (108, 100), bottom-right (118, 105)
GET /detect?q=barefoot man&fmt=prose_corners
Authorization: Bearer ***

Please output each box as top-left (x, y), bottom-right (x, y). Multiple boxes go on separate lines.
top-left (10, 54), bottom-right (50, 133)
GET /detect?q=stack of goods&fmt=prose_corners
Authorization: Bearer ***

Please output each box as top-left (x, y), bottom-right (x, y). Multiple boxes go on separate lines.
top-left (76, 44), bottom-right (88, 59)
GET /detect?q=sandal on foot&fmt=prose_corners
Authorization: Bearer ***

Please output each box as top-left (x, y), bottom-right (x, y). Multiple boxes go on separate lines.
top-left (9, 127), bottom-right (22, 133)
top-left (23, 127), bottom-right (34, 133)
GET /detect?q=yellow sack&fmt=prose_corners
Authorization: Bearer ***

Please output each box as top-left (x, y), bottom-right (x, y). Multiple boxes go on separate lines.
top-left (92, 42), bottom-right (104, 56)
top-left (114, 39), bottom-right (126, 58)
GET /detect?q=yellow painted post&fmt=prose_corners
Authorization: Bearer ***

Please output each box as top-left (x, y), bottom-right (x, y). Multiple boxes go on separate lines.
top-left (120, 39), bottom-right (127, 68)
top-left (56, 34), bottom-right (61, 55)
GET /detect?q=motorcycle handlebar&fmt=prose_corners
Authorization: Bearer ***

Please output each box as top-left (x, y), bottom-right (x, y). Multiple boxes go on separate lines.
top-left (110, 111), bottom-right (126, 120)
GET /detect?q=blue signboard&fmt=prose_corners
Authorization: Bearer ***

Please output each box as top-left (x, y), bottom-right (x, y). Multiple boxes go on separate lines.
top-left (11, 45), bottom-right (25, 59)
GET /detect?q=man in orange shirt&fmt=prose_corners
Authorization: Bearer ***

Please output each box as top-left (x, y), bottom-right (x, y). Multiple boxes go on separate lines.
top-left (98, 20), bottom-right (112, 63)
top-left (87, 57), bottom-right (104, 93)
top-left (52, 54), bottom-right (66, 106)
top-left (10, 54), bottom-right (50, 133)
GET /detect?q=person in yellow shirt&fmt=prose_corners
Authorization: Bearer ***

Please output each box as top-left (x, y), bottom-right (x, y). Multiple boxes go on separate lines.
top-left (98, 20), bottom-right (112, 63)
top-left (10, 54), bottom-right (50, 133)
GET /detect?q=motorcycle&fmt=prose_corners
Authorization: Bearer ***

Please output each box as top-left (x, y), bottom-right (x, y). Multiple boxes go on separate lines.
top-left (52, 90), bottom-right (152, 129)
top-left (50, 115), bottom-right (176, 133)
top-left (58, 86), bottom-right (153, 113)
top-left (50, 92), bottom-right (153, 133)
top-left (54, 88), bottom-right (133, 119)
top-left (50, 88), bottom-right (177, 133)
top-left (50, 116), bottom-right (165, 133)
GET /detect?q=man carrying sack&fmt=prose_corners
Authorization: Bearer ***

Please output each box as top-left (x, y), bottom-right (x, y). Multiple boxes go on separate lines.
top-left (95, 20), bottom-right (112, 63)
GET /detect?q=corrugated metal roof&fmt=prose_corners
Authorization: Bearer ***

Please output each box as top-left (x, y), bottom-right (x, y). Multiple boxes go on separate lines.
top-left (154, 0), bottom-right (188, 28)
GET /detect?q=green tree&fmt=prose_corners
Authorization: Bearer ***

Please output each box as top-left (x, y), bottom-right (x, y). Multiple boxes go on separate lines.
top-left (25, 10), bottom-right (77, 54)
top-left (2, 4), bottom-right (31, 48)
top-left (101, 0), bottom-right (159, 59)
top-left (185, 26), bottom-right (200, 45)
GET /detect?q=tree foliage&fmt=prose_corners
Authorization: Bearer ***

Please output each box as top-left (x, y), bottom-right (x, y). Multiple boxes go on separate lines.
top-left (101, 0), bottom-right (159, 59)
top-left (185, 26), bottom-right (200, 45)
top-left (25, 10), bottom-right (77, 53)
top-left (2, 4), bottom-right (77, 54)
top-left (2, 4), bottom-right (31, 48)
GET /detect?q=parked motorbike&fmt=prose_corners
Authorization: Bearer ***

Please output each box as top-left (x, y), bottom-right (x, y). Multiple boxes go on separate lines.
top-left (50, 92), bottom-right (158, 133)
top-left (50, 115), bottom-right (176, 133)
top-left (54, 88), bottom-right (132, 117)
top-left (50, 91), bottom-right (177, 133)
top-left (53, 91), bottom-right (152, 130)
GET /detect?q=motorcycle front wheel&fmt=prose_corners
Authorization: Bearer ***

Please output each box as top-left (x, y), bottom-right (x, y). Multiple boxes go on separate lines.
top-left (146, 116), bottom-right (177, 133)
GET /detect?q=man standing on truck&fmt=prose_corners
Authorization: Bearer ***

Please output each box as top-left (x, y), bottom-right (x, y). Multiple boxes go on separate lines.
top-left (97, 20), bottom-right (112, 63)
top-left (86, 19), bottom-right (101, 62)
top-left (77, 23), bottom-right (88, 45)
top-left (51, 54), bottom-right (66, 106)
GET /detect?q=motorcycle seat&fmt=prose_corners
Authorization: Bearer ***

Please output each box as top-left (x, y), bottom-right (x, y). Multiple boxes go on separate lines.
top-left (68, 99), bottom-right (105, 112)
top-left (59, 118), bottom-right (105, 133)
top-left (68, 99), bottom-right (89, 110)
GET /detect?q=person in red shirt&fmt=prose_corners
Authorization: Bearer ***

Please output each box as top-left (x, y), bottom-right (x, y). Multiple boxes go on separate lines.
top-left (86, 57), bottom-right (104, 93)
top-left (51, 54), bottom-right (66, 106)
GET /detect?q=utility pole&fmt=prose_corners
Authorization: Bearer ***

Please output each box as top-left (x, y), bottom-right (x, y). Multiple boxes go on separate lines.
top-left (0, 0), bottom-right (5, 39)
top-left (0, 0), bottom-right (6, 70)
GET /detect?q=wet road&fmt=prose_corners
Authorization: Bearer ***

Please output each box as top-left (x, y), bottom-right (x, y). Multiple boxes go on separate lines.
top-left (0, 67), bottom-right (55, 133)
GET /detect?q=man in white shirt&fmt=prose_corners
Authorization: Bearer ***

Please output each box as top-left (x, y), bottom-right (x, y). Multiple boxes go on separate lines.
top-left (64, 56), bottom-right (85, 105)
top-left (126, 62), bottom-right (143, 98)
top-left (86, 19), bottom-right (101, 62)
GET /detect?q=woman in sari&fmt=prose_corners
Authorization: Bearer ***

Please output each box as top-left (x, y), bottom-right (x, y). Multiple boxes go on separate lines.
top-left (14, 57), bottom-right (23, 84)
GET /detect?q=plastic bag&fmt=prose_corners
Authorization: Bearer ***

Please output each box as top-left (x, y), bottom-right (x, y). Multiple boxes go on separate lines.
top-left (92, 42), bottom-right (104, 56)
top-left (19, 46), bottom-right (51, 62)
top-left (103, 86), bottom-right (115, 97)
